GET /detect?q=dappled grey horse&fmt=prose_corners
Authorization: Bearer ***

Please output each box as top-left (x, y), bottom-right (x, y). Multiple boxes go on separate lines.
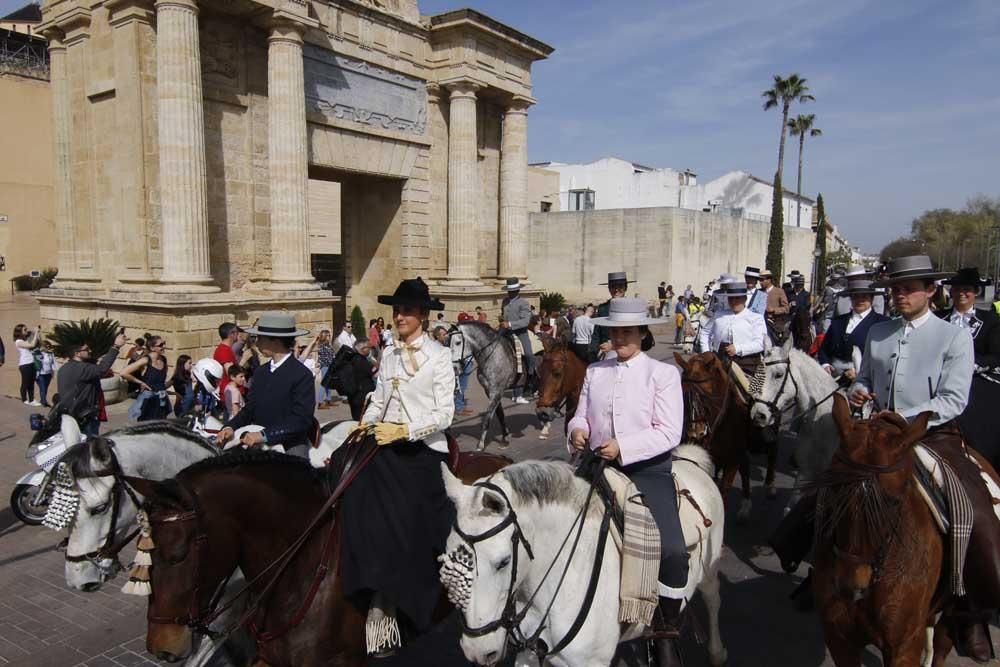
top-left (449, 321), bottom-right (519, 450)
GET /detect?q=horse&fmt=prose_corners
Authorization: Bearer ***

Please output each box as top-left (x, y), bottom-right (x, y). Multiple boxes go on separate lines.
top-left (813, 396), bottom-right (953, 666)
top-left (535, 341), bottom-right (587, 440)
top-left (749, 339), bottom-right (842, 515)
top-left (440, 446), bottom-right (727, 667)
top-left (449, 321), bottom-right (521, 450)
top-left (135, 443), bottom-right (513, 665)
top-left (45, 421), bottom-right (252, 666)
top-left (790, 303), bottom-right (814, 352)
top-left (674, 351), bottom-right (773, 518)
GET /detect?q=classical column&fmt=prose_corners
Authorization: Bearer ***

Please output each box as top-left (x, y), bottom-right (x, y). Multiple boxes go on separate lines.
top-left (499, 97), bottom-right (532, 279)
top-left (44, 30), bottom-right (79, 282)
top-left (267, 14), bottom-right (316, 290)
top-left (155, 0), bottom-right (216, 291)
top-left (446, 81), bottom-right (481, 284)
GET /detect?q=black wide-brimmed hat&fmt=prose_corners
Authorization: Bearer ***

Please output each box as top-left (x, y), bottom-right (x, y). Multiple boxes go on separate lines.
top-left (872, 255), bottom-right (952, 287)
top-left (744, 266), bottom-right (761, 279)
top-left (942, 267), bottom-right (992, 289)
top-left (598, 271), bottom-right (636, 286)
top-left (377, 277), bottom-right (444, 310)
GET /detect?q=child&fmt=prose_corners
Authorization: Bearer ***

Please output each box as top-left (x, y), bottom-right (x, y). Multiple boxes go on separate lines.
top-left (36, 341), bottom-right (56, 407)
top-left (224, 364), bottom-right (247, 421)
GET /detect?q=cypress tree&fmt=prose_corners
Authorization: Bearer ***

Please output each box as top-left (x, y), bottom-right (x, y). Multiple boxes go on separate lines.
top-left (815, 193), bottom-right (828, 290)
top-left (766, 171), bottom-right (785, 278)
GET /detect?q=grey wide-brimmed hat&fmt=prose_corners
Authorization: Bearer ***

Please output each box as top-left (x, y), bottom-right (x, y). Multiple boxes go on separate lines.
top-left (503, 277), bottom-right (524, 291)
top-left (842, 277), bottom-right (879, 295)
top-left (844, 264), bottom-right (873, 278)
top-left (872, 255), bottom-right (952, 287)
top-left (591, 297), bottom-right (666, 327)
top-left (598, 271), bottom-right (636, 286)
top-left (244, 311), bottom-right (310, 338)
top-left (718, 281), bottom-right (748, 296)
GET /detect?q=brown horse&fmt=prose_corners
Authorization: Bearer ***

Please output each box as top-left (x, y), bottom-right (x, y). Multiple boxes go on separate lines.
top-left (535, 341), bottom-right (588, 439)
top-left (814, 395), bottom-right (952, 666)
top-left (134, 445), bottom-right (511, 666)
top-left (674, 351), bottom-right (779, 517)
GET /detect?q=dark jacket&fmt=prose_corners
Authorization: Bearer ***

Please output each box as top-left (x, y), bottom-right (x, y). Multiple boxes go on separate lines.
top-left (790, 289), bottom-right (811, 314)
top-left (818, 310), bottom-right (890, 366)
top-left (56, 347), bottom-right (121, 416)
top-left (935, 307), bottom-right (1000, 368)
top-left (226, 354), bottom-right (316, 446)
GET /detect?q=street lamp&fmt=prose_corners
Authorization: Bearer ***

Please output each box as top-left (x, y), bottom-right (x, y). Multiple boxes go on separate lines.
top-left (811, 247), bottom-right (822, 295)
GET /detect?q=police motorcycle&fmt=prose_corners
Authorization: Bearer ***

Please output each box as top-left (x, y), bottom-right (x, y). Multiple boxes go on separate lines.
top-left (181, 357), bottom-right (267, 446)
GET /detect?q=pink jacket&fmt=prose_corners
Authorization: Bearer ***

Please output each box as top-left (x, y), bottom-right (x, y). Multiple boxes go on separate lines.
top-left (567, 352), bottom-right (683, 467)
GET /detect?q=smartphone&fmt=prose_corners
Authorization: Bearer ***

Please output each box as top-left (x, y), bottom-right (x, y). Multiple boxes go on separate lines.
top-left (120, 328), bottom-right (127, 336)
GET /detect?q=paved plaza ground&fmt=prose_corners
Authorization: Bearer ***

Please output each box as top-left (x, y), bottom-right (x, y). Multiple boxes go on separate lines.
top-left (0, 294), bottom-right (992, 665)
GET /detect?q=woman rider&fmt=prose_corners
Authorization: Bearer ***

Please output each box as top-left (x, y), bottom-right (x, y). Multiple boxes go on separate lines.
top-left (567, 297), bottom-right (688, 665)
top-left (339, 277), bottom-right (455, 657)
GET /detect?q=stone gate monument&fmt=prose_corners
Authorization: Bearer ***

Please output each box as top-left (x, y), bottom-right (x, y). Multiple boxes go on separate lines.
top-left (36, 0), bottom-right (551, 355)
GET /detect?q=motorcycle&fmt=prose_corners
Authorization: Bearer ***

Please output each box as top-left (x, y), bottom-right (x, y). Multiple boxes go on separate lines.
top-left (11, 411), bottom-right (86, 525)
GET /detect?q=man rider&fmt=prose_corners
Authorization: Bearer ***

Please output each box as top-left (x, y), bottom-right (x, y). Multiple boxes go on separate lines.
top-left (215, 312), bottom-right (315, 456)
top-left (500, 277), bottom-right (535, 405)
top-left (818, 276), bottom-right (889, 382)
top-left (56, 332), bottom-right (128, 436)
top-left (590, 271), bottom-right (654, 361)
top-left (849, 255), bottom-right (1000, 661)
top-left (745, 266), bottom-right (767, 316)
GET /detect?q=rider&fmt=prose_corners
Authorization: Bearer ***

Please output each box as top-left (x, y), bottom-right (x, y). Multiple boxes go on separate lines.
top-left (501, 277), bottom-right (535, 405)
top-left (849, 255), bottom-right (1000, 661)
top-left (936, 267), bottom-right (1000, 467)
top-left (761, 268), bottom-right (790, 344)
top-left (698, 281), bottom-right (767, 375)
top-left (568, 297), bottom-right (686, 663)
top-left (818, 275), bottom-right (889, 382)
top-left (744, 266), bottom-right (767, 316)
top-left (341, 277), bottom-right (456, 658)
top-left (590, 271), bottom-right (654, 361)
top-left (788, 272), bottom-right (810, 317)
top-left (214, 312), bottom-right (316, 456)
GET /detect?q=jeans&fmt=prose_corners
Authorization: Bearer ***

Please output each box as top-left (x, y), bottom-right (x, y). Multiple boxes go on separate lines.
top-left (454, 359), bottom-right (473, 411)
top-left (19, 363), bottom-right (35, 402)
top-left (318, 365), bottom-right (334, 402)
top-left (82, 417), bottom-right (100, 438)
top-left (174, 385), bottom-right (195, 416)
top-left (36, 373), bottom-right (52, 407)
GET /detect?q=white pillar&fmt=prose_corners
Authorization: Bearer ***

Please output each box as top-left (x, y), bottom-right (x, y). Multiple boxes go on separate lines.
top-left (446, 81), bottom-right (481, 284)
top-left (155, 0), bottom-right (216, 290)
top-left (499, 97), bottom-right (531, 279)
top-left (267, 16), bottom-right (316, 290)
top-left (45, 32), bottom-right (79, 281)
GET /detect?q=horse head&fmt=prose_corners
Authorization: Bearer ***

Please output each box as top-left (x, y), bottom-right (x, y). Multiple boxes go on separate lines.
top-left (817, 394), bottom-right (931, 598)
top-left (535, 342), bottom-right (584, 421)
top-left (675, 351), bottom-right (732, 443)
top-left (750, 337), bottom-right (795, 428)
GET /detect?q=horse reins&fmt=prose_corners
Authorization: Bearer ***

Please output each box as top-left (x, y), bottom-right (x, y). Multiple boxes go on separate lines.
top-left (754, 357), bottom-right (841, 430)
top-left (455, 461), bottom-right (612, 660)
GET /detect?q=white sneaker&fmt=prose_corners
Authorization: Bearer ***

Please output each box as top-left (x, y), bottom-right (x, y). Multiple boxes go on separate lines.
top-left (23, 400), bottom-right (30, 405)
top-left (514, 397), bottom-right (530, 405)
top-left (29, 401), bottom-right (42, 407)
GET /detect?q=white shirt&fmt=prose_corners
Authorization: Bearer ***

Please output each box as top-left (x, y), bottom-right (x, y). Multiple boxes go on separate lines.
top-left (572, 315), bottom-right (595, 344)
top-left (269, 351), bottom-right (292, 373)
top-left (16, 341), bottom-right (34, 366)
top-left (362, 333), bottom-right (455, 453)
top-left (700, 307), bottom-right (767, 356)
top-left (846, 308), bottom-right (871, 335)
top-left (950, 307), bottom-right (975, 329)
top-left (336, 330), bottom-right (357, 350)
top-left (381, 329), bottom-right (395, 348)
top-left (903, 309), bottom-right (933, 338)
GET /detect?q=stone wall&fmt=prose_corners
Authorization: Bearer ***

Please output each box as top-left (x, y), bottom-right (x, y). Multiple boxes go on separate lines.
top-left (527, 207), bottom-right (816, 303)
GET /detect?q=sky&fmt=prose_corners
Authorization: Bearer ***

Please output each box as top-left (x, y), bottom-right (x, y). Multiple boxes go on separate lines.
top-left (417, 0), bottom-right (1000, 253)
top-left (6, 0), bottom-right (997, 253)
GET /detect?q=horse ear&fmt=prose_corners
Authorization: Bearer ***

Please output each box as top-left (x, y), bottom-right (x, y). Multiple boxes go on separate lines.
top-left (673, 352), bottom-right (688, 370)
top-left (898, 411), bottom-right (932, 450)
top-left (781, 335), bottom-right (794, 356)
top-left (440, 463), bottom-right (471, 508)
top-left (90, 437), bottom-right (114, 469)
top-left (60, 414), bottom-right (82, 446)
top-left (832, 393), bottom-right (854, 443)
top-left (479, 488), bottom-right (507, 515)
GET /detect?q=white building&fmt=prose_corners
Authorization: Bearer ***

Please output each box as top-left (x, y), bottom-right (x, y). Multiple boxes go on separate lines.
top-left (532, 156), bottom-right (815, 229)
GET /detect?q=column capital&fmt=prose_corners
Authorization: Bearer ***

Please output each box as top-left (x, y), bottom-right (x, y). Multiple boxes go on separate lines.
top-left (270, 8), bottom-right (319, 43)
top-left (38, 23), bottom-right (66, 49)
top-left (506, 95), bottom-right (535, 114)
top-left (426, 82), bottom-right (443, 104)
top-left (42, 7), bottom-right (92, 45)
top-left (443, 79), bottom-right (483, 99)
top-left (106, 0), bottom-right (155, 27)
top-left (154, 0), bottom-right (198, 12)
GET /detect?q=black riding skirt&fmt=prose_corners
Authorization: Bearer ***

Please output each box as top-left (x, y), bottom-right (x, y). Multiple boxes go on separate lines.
top-left (338, 438), bottom-right (454, 631)
top-left (617, 452), bottom-right (689, 591)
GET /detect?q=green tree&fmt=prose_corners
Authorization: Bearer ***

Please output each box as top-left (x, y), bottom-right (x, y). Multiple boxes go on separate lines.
top-left (880, 237), bottom-right (925, 264)
top-left (539, 292), bottom-right (566, 313)
top-left (762, 73), bottom-right (814, 278)
top-left (814, 193), bottom-right (828, 292)
top-left (350, 305), bottom-right (365, 339)
top-left (788, 113), bottom-right (822, 229)
top-left (766, 171), bottom-right (785, 278)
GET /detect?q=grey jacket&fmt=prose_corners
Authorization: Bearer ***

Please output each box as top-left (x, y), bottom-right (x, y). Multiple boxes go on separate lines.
top-left (56, 347), bottom-right (121, 415)
top-left (502, 296), bottom-right (532, 331)
top-left (851, 313), bottom-right (973, 426)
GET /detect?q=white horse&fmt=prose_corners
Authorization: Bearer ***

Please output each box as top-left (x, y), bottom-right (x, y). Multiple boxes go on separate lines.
top-left (441, 445), bottom-right (727, 667)
top-left (748, 340), bottom-right (842, 514)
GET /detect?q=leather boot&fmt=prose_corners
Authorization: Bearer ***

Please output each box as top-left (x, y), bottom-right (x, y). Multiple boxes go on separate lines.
top-left (959, 620), bottom-right (993, 663)
top-left (655, 636), bottom-right (683, 667)
top-left (652, 597), bottom-right (683, 639)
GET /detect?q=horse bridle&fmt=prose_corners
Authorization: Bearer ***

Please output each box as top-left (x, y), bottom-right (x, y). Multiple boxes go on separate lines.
top-left (755, 356), bottom-right (841, 431)
top-left (681, 366), bottom-right (733, 443)
top-left (64, 440), bottom-right (144, 577)
top-left (453, 469), bottom-right (611, 660)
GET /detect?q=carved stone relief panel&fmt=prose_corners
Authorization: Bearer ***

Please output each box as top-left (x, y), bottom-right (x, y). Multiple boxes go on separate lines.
top-left (304, 44), bottom-right (426, 136)
top-left (200, 19), bottom-right (244, 93)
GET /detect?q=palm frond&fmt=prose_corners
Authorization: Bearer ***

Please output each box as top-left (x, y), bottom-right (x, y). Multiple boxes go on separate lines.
top-left (46, 318), bottom-right (121, 361)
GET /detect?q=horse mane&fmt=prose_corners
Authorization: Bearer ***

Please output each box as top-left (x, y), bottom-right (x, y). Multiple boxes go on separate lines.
top-left (180, 448), bottom-right (318, 478)
top-left (457, 320), bottom-right (498, 335)
top-left (109, 420), bottom-right (218, 454)
top-left (499, 460), bottom-right (591, 510)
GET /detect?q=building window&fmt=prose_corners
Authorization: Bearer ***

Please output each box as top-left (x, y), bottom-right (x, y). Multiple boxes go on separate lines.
top-left (568, 189), bottom-right (595, 211)
top-left (540, 201), bottom-right (552, 213)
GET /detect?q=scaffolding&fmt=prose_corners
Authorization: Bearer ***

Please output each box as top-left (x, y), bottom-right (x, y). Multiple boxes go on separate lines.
top-left (0, 29), bottom-right (49, 79)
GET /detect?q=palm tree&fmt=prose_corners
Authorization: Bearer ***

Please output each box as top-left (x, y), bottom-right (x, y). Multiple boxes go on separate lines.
top-left (788, 113), bottom-right (822, 228)
top-left (762, 73), bottom-right (814, 276)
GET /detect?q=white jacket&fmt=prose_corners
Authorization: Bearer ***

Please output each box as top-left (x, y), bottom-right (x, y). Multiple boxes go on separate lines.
top-left (362, 333), bottom-right (455, 453)
top-left (699, 307), bottom-right (767, 356)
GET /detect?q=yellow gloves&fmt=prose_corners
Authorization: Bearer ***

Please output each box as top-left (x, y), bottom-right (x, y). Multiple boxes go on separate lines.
top-left (373, 422), bottom-right (409, 446)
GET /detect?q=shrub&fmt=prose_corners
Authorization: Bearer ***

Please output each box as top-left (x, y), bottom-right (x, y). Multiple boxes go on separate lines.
top-left (349, 305), bottom-right (366, 338)
top-left (12, 267), bottom-right (58, 291)
top-left (539, 292), bottom-right (566, 313)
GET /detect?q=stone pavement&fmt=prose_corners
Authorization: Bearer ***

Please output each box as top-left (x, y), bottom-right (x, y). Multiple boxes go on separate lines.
top-left (0, 303), bottom-right (992, 665)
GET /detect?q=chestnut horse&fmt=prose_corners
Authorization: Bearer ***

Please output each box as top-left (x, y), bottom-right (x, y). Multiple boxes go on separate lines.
top-left (815, 395), bottom-right (956, 666)
top-left (535, 341), bottom-right (588, 440)
top-left (674, 351), bottom-right (778, 518)
top-left (135, 445), bottom-right (511, 666)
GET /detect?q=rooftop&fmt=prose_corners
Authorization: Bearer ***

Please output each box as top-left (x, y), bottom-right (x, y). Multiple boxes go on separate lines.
top-left (1, 3), bottom-right (42, 22)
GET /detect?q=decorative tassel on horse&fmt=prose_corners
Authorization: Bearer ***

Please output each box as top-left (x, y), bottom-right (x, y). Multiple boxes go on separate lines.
top-left (42, 463), bottom-right (80, 531)
top-left (122, 509), bottom-right (154, 596)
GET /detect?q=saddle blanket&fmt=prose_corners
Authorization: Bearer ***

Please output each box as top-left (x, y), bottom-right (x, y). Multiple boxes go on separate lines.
top-left (913, 445), bottom-right (974, 596)
top-left (511, 335), bottom-right (524, 374)
top-left (602, 467), bottom-right (660, 626)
